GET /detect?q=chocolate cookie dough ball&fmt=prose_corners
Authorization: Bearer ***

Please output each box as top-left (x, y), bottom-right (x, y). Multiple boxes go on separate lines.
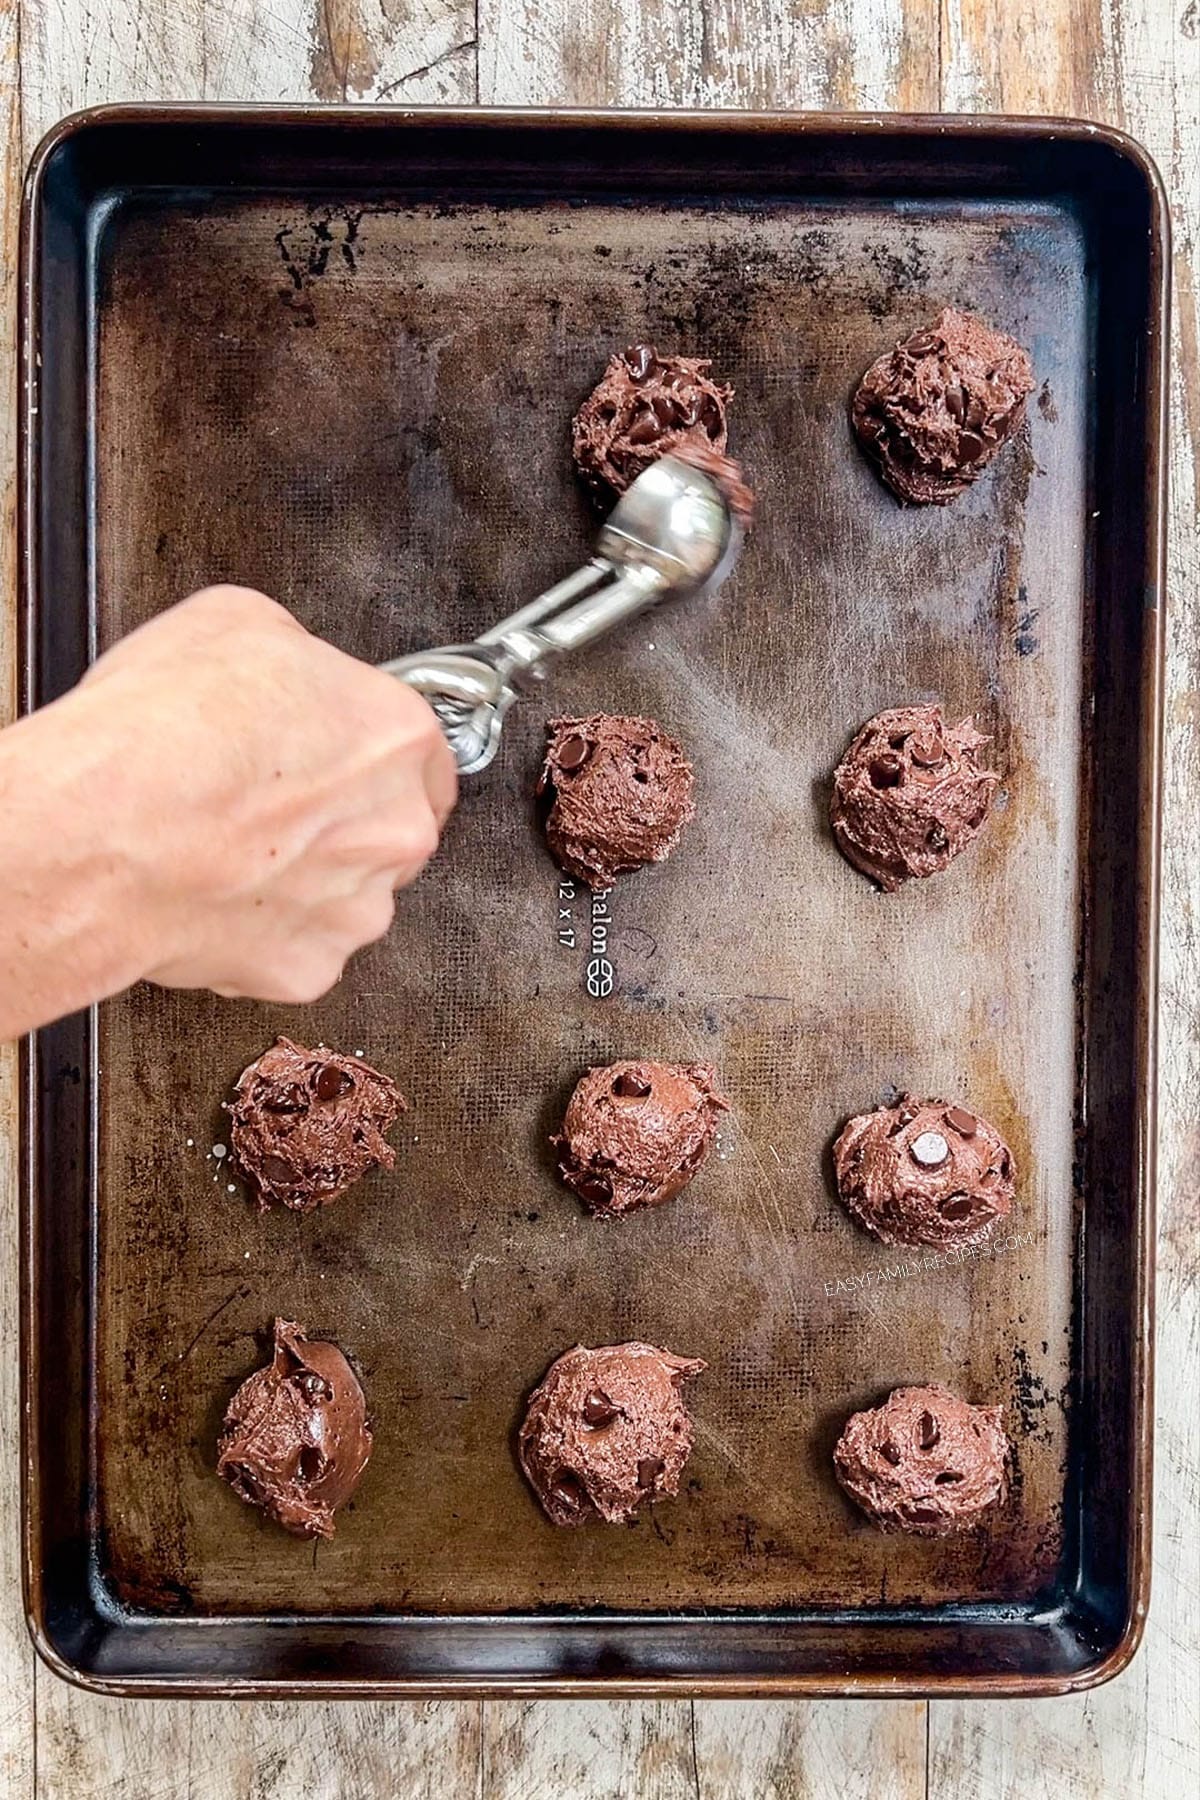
top-left (572, 344), bottom-right (733, 504)
top-left (539, 714), bottom-right (695, 890)
top-left (228, 1037), bottom-right (405, 1213)
top-left (554, 1059), bottom-right (728, 1217)
top-left (217, 1318), bottom-right (373, 1539)
top-left (833, 1094), bottom-right (1016, 1248)
top-left (833, 1384), bottom-right (1009, 1536)
top-left (852, 307), bottom-right (1033, 504)
top-left (830, 704), bottom-right (998, 891)
top-left (519, 1342), bottom-right (705, 1526)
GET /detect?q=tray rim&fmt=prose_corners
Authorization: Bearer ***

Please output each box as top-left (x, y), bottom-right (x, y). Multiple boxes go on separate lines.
top-left (17, 102), bottom-right (1167, 1700)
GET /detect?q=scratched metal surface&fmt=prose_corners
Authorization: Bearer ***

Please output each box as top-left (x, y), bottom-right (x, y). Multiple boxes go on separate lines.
top-left (92, 193), bottom-right (1083, 1614)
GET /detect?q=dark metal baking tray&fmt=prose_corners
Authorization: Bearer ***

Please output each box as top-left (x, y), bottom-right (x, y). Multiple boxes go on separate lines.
top-left (20, 106), bottom-right (1166, 1697)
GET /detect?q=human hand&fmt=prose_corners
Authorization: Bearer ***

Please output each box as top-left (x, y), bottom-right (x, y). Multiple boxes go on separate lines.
top-left (72, 584), bottom-right (456, 1003)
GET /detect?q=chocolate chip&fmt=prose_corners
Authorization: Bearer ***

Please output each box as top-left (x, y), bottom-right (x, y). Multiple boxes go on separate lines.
top-left (965, 394), bottom-right (987, 429)
top-left (651, 394), bottom-right (679, 428)
top-left (557, 735), bottom-right (590, 771)
top-left (680, 396), bottom-right (701, 426)
top-left (918, 1411), bottom-right (940, 1450)
top-left (627, 407), bottom-right (661, 446)
top-left (910, 1130), bottom-right (950, 1169)
top-left (552, 1469), bottom-right (587, 1508)
top-left (315, 1064), bottom-right (352, 1104)
top-left (296, 1372), bottom-right (331, 1403)
top-left (940, 1196), bottom-right (976, 1222)
top-left (869, 754), bottom-right (903, 788)
top-left (623, 344), bottom-right (657, 382)
top-left (927, 824), bottom-right (949, 851)
top-left (260, 1154), bottom-right (295, 1186)
top-left (698, 395), bottom-right (723, 434)
top-left (945, 1107), bottom-right (977, 1138)
top-left (908, 732), bottom-right (944, 768)
top-left (637, 1457), bottom-right (664, 1488)
top-left (906, 330), bottom-right (938, 354)
top-left (935, 1470), bottom-right (962, 1484)
top-left (960, 431), bottom-right (986, 461)
top-left (582, 1390), bottom-right (619, 1427)
top-left (576, 1174), bottom-right (612, 1207)
top-left (946, 385), bottom-right (966, 421)
top-left (880, 1441), bottom-right (901, 1466)
top-left (908, 1506), bottom-right (940, 1524)
top-left (613, 1072), bottom-right (651, 1098)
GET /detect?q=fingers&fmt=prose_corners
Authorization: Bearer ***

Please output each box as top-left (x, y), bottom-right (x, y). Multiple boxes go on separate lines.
top-left (423, 734), bottom-right (459, 828)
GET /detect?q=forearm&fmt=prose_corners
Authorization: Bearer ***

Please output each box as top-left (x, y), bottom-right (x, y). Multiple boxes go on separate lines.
top-left (0, 692), bottom-right (164, 1039)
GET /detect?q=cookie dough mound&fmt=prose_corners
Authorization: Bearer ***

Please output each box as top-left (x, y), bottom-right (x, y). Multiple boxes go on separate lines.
top-left (572, 344), bottom-right (733, 504)
top-left (833, 1093), bottom-right (1016, 1247)
top-left (830, 704), bottom-right (998, 891)
top-left (217, 1318), bottom-right (373, 1539)
top-left (833, 1383), bottom-right (1009, 1535)
top-left (519, 1342), bottom-right (705, 1526)
top-left (228, 1037), bottom-right (404, 1213)
top-left (851, 307), bottom-right (1033, 504)
top-left (554, 1059), bottom-right (728, 1216)
top-left (539, 714), bottom-right (695, 890)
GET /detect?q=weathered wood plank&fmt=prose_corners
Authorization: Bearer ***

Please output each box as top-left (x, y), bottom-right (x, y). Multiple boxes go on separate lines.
top-left (34, 1695), bottom-right (482, 1800)
top-left (690, 1701), bottom-right (926, 1800)
top-left (482, 1701), bottom-right (696, 1800)
top-left (931, 0), bottom-right (1200, 1791)
top-left (20, 0), bottom-right (475, 147)
top-left (480, 0), bottom-right (941, 110)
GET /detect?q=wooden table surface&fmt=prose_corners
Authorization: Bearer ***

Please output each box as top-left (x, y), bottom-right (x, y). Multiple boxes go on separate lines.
top-left (0, 2), bottom-right (1195, 1796)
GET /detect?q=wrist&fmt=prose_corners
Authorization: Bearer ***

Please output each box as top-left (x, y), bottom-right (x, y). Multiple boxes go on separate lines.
top-left (0, 689), bottom-right (174, 1032)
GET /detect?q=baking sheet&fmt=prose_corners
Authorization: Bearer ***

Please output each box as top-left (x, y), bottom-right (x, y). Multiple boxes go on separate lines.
top-left (22, 109), bottom-right (1163, 1693)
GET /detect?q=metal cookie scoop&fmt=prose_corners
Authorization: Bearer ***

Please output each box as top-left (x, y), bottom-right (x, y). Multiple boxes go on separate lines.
top-left (383, 454), bottom-right (740, 774)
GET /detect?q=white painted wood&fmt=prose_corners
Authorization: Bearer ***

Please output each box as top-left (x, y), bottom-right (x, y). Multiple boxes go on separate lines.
top-left (480, 0), bottom-right (939, 111)
top-left (33, 1695), bottom-right (482, 1799)
top-left (20, 0), bottom-right (475, 149)
top-left (482, 1701), bottom-right (696, 1799)
top-left (690, 1700), bottom-right (927, 1800)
